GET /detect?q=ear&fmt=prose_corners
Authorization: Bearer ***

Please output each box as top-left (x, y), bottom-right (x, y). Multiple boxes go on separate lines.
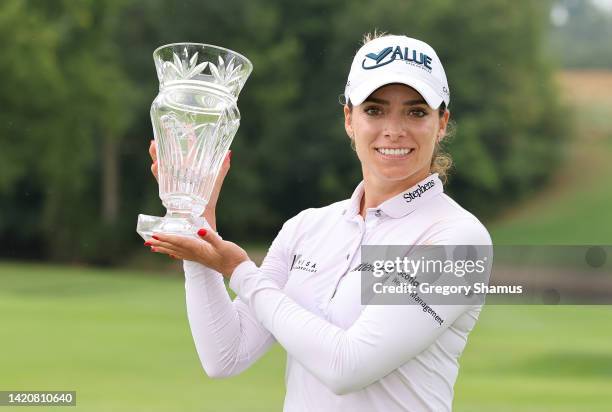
top-left (437, 109), bottom-right (450, 142)
top-left (343, 104), bottom-right (354, 140)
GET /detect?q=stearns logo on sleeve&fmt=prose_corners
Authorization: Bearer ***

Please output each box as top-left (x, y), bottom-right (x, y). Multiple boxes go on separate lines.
top-left (362, 45), bottom-right (433, 71)
top-left (403, 179), bottom-right (435, 203)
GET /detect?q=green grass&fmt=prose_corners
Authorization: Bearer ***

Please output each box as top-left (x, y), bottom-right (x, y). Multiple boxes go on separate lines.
top-left (454, 305), bottom-right (612, 412)
top-left (0, 263), bottom-right (285, 412)
top-left (474, 82), bottom-right (612, 410)
top-left (2, 263), bottom-right (612, 411)
top-left (489, 75), bottom-right (612, 245)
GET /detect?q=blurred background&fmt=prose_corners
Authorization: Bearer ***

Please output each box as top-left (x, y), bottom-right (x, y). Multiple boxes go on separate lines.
top-left (1, 0), bottom-right (611, 411)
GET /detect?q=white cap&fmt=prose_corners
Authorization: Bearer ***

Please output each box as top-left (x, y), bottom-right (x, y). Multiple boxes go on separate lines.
top-left (344, 35), bottom-right (450, 109)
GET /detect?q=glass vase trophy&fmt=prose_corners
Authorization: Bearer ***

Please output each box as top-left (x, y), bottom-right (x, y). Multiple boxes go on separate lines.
top-left (137, 43), bottom-right (252, 240)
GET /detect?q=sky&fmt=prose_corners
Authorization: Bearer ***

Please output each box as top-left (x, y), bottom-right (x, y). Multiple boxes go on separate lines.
top-left (551, 0), bottom-right (612, 26)
top-left (591, 0), bottom-right (612, 12)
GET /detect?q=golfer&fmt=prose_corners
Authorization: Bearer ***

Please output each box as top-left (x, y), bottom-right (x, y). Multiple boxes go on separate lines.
top-left (147, 33), bottom-right (491, 411)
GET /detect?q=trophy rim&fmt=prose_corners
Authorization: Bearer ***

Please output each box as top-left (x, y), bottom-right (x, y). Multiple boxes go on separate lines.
top-left (153, 42), bottom-right (253, 73)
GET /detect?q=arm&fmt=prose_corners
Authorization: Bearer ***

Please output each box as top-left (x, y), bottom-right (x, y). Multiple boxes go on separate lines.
top-left (182, 217), bottom-right (295, 378)
top-left (149, 142), bottom-right (280, 376)
top-left (229, 219), bottom-right (491, 394)
top-left (230, 265), bottom-right (470, 394)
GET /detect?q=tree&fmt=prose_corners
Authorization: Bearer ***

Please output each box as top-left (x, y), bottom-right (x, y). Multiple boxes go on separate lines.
top-left (0, 0), bottom-right (136, 261)
top-left (0, 0), bottom-right (570, 262)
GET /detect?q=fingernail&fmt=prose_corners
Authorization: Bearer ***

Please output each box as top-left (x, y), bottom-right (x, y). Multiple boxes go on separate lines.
top-left (228, 150), bottom-right (232, 160)
top-left (152, 235), bottom-right (160, 240)
top-left (170, 254), bottom-right (177, 259)
top-left (197, 228), bottom-right (207, 237)
top-left (150, 247), bottom-right (156, 252)
top-left (144, 241), bottom-right (152, 246)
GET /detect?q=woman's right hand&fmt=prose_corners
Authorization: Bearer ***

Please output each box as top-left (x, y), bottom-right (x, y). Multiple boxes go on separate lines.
top-left (148, 140), bottom-right (232, 231)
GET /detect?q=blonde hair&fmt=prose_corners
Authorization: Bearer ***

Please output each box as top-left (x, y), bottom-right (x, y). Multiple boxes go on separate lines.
top-left (361, 29), bottom-right (388, 45)
top-left (430, 138), bottom-right (453, 184)
top-left (349, 30), bottom-right (455, 184)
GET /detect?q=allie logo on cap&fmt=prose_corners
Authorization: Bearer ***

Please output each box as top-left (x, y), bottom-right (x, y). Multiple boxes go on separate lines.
top-left (362, 45), bottom-right (433, 71)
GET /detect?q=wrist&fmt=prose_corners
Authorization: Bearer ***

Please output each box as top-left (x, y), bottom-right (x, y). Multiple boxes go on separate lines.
top-left (202, 210), bottom-right (216, 231)
top-left (223, 257), bottom-right (250, 279)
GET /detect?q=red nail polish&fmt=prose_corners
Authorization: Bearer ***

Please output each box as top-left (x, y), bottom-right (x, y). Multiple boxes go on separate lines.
top-left (152, 235), bottom-right (160, 240)
top-left (197, 228), bottom-right (207, 237)
top-left (144, 241), bottom-right (152, 246)
top-left (228, 150), bottom-right (232, 160)
top-left (150, 247), bottom-right (156, 252)
top-left (170, 255), bottom-right (177, 259)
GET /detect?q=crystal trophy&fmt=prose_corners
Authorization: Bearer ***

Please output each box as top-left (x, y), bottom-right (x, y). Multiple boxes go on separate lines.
top-left (137, 43), bottom-right (252, 240)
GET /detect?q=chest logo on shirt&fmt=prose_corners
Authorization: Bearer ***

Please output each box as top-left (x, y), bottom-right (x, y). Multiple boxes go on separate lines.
top-left (290, 254), bottom-right (319, 273)
top-left (351, 262), bottom-right (375, 272)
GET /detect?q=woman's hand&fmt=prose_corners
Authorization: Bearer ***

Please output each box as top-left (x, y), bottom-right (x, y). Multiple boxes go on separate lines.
top-left (145, 229), bottom-right (249, 278)
top-left (148, 140), bottom-right (232, 231)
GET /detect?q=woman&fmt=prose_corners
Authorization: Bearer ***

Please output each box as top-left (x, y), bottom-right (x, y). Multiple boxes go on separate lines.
top-left (147, 34), bottom-right (491, 411)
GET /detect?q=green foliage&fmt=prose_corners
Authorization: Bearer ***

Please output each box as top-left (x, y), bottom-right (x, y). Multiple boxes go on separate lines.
top-left (548, 0), bottom-right (612, 69)
top-left (0, 0), bottom-right (137, 262)
top-left (0, 0), bottom-right (570, 262)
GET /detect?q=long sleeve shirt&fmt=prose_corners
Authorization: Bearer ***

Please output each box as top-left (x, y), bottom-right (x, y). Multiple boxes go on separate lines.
top-left (184, 173), bottom-right (492, 411)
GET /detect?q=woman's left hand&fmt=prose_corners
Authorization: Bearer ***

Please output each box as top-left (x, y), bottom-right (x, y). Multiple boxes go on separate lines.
top-left (145, 229), bottom-right (249, 278)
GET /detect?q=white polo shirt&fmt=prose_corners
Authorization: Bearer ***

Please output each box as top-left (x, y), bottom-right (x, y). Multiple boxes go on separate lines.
top-left (183, 173), bottom-right (492, 412)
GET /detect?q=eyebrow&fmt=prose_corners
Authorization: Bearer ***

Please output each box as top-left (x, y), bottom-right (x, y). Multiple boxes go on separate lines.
top-left (364, 97), bottom-right (427, 106)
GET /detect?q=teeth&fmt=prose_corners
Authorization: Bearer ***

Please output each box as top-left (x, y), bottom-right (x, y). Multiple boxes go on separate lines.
top-left (377, 148), bottom-right (413, 156)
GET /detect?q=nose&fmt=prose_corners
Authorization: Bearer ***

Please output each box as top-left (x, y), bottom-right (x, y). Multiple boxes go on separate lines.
top-left (382, 115), bottom-right (405, 141)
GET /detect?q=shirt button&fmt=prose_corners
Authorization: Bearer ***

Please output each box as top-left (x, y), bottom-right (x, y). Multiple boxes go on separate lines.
top-left (374, 209), bottom-right (382, 217)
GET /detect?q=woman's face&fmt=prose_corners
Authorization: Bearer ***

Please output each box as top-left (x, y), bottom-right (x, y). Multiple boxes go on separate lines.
top-left (344, 84), bottom-right (449, 188)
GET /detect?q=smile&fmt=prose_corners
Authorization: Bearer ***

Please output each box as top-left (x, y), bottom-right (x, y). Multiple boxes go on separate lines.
top-left (375, 147), bottom-right (415, 157)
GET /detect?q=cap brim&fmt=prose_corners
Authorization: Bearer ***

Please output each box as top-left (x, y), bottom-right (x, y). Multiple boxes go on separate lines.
top-left (348, 74), bottom-right (445, 109)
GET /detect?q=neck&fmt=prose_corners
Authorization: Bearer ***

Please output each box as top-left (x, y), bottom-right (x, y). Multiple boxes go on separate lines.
top-left (359, 171), bottom-right (430, 217)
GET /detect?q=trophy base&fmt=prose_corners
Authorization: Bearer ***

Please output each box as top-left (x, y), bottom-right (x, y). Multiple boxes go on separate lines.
top-left (137, 213), bottom-right (201, 241)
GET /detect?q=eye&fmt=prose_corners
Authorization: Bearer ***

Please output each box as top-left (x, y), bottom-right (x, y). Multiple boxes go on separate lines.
top-left (409, 108), bottom-right (428, 118)
top-left (363, 106), bottom-right (383, 116)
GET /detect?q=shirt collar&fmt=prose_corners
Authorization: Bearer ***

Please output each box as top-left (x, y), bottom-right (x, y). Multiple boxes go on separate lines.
top-left (345, 181), bottom-right (365, 219)
top-left (344, 173), bottom-right (444, 220)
